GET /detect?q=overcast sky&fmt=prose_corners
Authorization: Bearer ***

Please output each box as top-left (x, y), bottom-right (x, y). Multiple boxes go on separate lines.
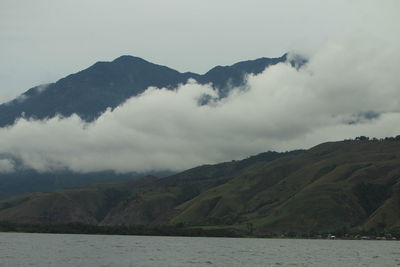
top-left (1, 0), bottom-right (398, 102)
top-left (0, 0), bottom-right (399, 173)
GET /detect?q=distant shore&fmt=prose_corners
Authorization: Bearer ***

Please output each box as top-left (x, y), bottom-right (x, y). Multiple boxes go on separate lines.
top-left (0, 221), bottom-right (398, 240)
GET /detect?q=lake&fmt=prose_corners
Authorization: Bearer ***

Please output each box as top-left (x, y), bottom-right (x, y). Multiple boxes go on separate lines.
top-left (0, 233), bottom-right (398, 266)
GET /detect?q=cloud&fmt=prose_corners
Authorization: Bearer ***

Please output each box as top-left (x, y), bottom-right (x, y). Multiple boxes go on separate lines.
top-left (35, 84), bottom-right (50, 94)
top-left (0, 159), bottom-right (15, 173)
top-left (0, 35), bottom-right (399, 173)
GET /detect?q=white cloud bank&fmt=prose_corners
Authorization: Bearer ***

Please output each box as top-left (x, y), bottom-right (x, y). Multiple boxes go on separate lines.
top-left (1, 36), bottom-right (400, 173)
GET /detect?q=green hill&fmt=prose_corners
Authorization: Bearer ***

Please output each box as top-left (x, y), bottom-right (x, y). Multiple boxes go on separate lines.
top-left (1, 140), bottom-right (399, 236)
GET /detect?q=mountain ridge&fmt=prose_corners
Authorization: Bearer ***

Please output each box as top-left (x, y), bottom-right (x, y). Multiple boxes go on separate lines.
top-left (0, 54), bottom-right (288, 127)
top-left (1, 139), bottom-right (399, 236)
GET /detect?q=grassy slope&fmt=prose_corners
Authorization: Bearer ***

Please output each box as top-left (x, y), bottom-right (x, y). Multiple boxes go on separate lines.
top-left (0, 152), bottom-right (284, 226)
top-left (0, 176), bottom-right (157, 224)
top-left (0, 140), bottom-right (399, 235)
top-left (171, 141), bottom-right (400, 234)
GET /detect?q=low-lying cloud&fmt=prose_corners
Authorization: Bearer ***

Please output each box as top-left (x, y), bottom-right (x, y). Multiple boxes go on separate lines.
top-left (1, 36), bottom-right (400, 173)
top-left (0, 158), bottom-right (15, 173)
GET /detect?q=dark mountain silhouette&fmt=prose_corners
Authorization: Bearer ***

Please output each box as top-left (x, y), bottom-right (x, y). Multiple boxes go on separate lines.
top-left (0, 54), bottom-right (288, 127)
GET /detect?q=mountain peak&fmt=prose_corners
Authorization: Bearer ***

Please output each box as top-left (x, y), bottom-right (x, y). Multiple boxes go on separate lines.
top-left (111, 55), bottom-right (150, 65)
top-left (0, 54), bottom-right (289, 127)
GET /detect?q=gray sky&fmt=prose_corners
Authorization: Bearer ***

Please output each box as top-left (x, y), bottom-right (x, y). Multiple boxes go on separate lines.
top-left (1, 0), bottom-right (398, 102)
top-left (0, 0), bottom-right (400, 173)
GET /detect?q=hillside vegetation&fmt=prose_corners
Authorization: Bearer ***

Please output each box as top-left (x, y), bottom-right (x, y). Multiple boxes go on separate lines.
top-left (1, 140), bottom-right (399, 236)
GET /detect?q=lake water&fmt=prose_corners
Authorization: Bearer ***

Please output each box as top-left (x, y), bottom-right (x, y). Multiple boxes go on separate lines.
top-left (0, 233), bottom-right (399, 267)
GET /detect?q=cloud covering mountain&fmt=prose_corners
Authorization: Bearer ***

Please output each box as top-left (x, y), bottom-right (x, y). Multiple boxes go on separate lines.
top-left (1, 35), bottom-right (400, 173)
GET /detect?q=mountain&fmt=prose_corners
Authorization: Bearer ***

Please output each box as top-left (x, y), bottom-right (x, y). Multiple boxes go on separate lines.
top-left (0, 54), bottom-right (288, 127)
top-left (0, 150), bottom-right (293, 225)
top-left (0, 169), bottom-right (173, 200)
top-left (1, 139), bottom-right (399, 236)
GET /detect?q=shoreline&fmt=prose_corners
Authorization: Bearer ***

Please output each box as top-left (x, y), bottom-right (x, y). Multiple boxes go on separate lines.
top-left (0, 222), bottom-right (398, 241)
